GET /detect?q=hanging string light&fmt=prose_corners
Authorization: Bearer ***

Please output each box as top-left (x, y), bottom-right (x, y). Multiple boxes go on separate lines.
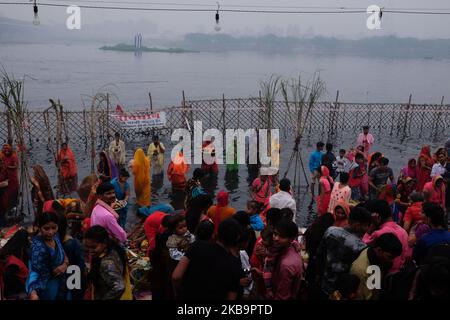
top-left (32, 0), bottom-right (40, 25)
top-left (214, 2), bottom-right (221, 32)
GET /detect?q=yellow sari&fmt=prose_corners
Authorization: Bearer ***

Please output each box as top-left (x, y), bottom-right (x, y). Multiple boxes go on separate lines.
top-left (133, 148), bottom-right (151, 207)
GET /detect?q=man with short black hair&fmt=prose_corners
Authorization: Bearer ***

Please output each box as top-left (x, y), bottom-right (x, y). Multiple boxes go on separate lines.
top-left (335, 149), bottom-right (351, 175)
top-left (316, 206), bottom-right (372, 297)
top-left (322, 143), bottom-right (337, 179)
top-left (351, 233), bottom-right (403, 300)
top-left (269, 178), bottom-right (296, 221)
top-left (369, 157), bottom-right (395, 200)
top-left (266, 219), bottom-right (303, 300)
top-left (363, 200), bottom-right (409, 273)
top-left (91, 181), bottom-right (127, 244)
top-left (431, 152), bottom-right (448, 178)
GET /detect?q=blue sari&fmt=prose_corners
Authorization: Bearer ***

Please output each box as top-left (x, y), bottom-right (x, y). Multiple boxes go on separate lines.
top-left (111, 177), bottom-right (129, 228)
top-left (26, 235), bottom-right (70, 300)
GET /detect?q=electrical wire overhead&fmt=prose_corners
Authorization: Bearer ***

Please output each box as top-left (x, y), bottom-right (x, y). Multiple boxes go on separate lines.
top-left (1, 1), bottom-right (450, 14)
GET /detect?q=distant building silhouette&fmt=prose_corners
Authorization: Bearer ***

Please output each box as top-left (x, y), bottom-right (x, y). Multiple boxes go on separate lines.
top-left (134, 33), bottom-right (142, 50)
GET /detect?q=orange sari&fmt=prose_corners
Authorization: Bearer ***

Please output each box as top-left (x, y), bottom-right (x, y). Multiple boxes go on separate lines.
top-left (167, 152), bottom-right (190, 191)
top-left (133, 148), bottom-right (151, 207)
top-left (58, 146), bottom-right (77, 178)
top-left (57, 145), bottom-right (78, 193)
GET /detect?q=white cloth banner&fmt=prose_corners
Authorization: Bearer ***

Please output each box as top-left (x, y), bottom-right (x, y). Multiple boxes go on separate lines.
top-left (111, 112), bottom-right (167, 129)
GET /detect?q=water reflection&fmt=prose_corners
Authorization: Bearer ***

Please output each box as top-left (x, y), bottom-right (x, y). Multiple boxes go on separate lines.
top-left (201, 173), bottom-right (218, 199)
top-left (151, 174), bottom-right (164, 198)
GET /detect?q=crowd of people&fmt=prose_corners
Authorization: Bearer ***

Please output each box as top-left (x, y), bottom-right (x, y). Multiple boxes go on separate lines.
top-left (0, 127), bottom-right (449, 301)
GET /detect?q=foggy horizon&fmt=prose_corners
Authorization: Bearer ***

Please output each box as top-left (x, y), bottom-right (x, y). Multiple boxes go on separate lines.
top-left (1, 0), bottom-right (450, 40)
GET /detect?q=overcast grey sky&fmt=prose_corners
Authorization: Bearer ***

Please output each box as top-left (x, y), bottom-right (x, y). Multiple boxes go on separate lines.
top-left (1, 0), bottom-right (450, 39)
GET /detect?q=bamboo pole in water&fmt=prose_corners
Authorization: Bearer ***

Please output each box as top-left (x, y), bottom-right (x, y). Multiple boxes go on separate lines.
top-left (332, 90), bottom-right (340, 143)
top-left (26, 111), bottom-right (32, 148)
top-left (222, 93), bottom-right (226, 133)
top-left (433, 96), bottom-right (444, 141)
top-left (83, 109), bottom-right (88, 150)
top-left (402, 94), bottom-right (412, 141)
top-left (149, 92), bottom-right (153, 113)
top-left (90, 101), bottom-right (96, 174)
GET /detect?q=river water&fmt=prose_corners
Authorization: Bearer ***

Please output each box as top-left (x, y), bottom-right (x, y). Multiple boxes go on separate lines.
top-left (2, 43), bottom-right (450, 109)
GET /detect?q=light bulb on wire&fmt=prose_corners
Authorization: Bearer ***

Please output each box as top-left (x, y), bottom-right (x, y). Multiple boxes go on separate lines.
top-left (32, 0), bottom-right (40, 25)
top-left (214, 2), bottom-right (221, 32)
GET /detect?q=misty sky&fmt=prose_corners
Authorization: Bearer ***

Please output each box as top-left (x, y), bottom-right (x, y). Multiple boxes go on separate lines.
top-left (1, 0), bottom-right (450, 39)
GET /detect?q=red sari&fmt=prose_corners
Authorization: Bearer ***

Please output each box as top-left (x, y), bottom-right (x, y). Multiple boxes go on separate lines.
top-left (317, 166), bottom-right (334, 215)
top-left (57, 146), bottom-right (78, 193)
top-left (201, 140), bottom-right (218, 175)
top-left (416, 146), bottom-right (434, 192)
top-left (1, 144), bottom-right (19, 209)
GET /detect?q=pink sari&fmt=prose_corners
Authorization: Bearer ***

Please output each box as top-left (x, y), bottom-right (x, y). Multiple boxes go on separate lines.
top-left (401, 158), bottom-right (418, 181)
top-left (252, 176), bottom-right (272, 205)
top-left (423, 176), bottom-right (446, 209)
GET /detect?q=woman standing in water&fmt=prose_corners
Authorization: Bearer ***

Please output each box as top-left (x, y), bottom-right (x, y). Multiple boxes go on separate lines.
top-left (132, 148), bottom-right (151, 208)
top-left (417, 145), bottom-right (434, 192)
top-left (57, 143), bottom-right (78, 196)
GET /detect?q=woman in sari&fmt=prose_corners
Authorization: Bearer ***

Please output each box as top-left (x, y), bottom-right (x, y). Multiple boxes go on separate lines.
top-left (333, 200), bottom-right (350, 228)
top-left (77, 175), bottom-right (100, 217)
top-left (367, 152), bottom-right (382, 173)
top-left (355, 145), bottom-right (366, 160)
top-left (184, 168), bottom-right (206, 210)
top-left (201, 139), bottom-right (219, 176)
top-left (56, 213), bottom-right (87, 300)
top-left (416, 145), bottom-right (434, 192)
top-left (133, 148), bottom-right (151, 207)
top-left (185, 194), bottom-right (213, 234)
top-left (97, 151), bottom-right (118, 182)
top-left (400, 158), bottom-right (419, 181)
top-left (395, 176), bottom-right (416, 220)
top-left (57, 143), bottom-right (78, 195)
top-left (110, 169), bottom-right (130, 229)
top-left (251, 172), bottom-right (272, 210)
top-left (317, 166), bottom-right (334, 216)
top-left (206, 191), bottom-right (237, 238)
top-left (327, 172), bottom-right (351, 213)
top-left (31, 165), bottom-right (55, 217)
top-left (0, 154), bottom-right (9, 225)
top-left (1, 144), bottom-right (19, 211)
top-left (423, 175), bottom-right (446, 209)
top-left (226, 138), bottom-right (239, 172)
top-left (26, 212), bottom-right (70, 300)
top-left (348, 153), bottom-right (367, 201)
top-left (0, 229), bottom-right (30, 299)
top-left (167, 151), bottom-right (190, 192)
top-left (84, 225), bottom-right (132, 300)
